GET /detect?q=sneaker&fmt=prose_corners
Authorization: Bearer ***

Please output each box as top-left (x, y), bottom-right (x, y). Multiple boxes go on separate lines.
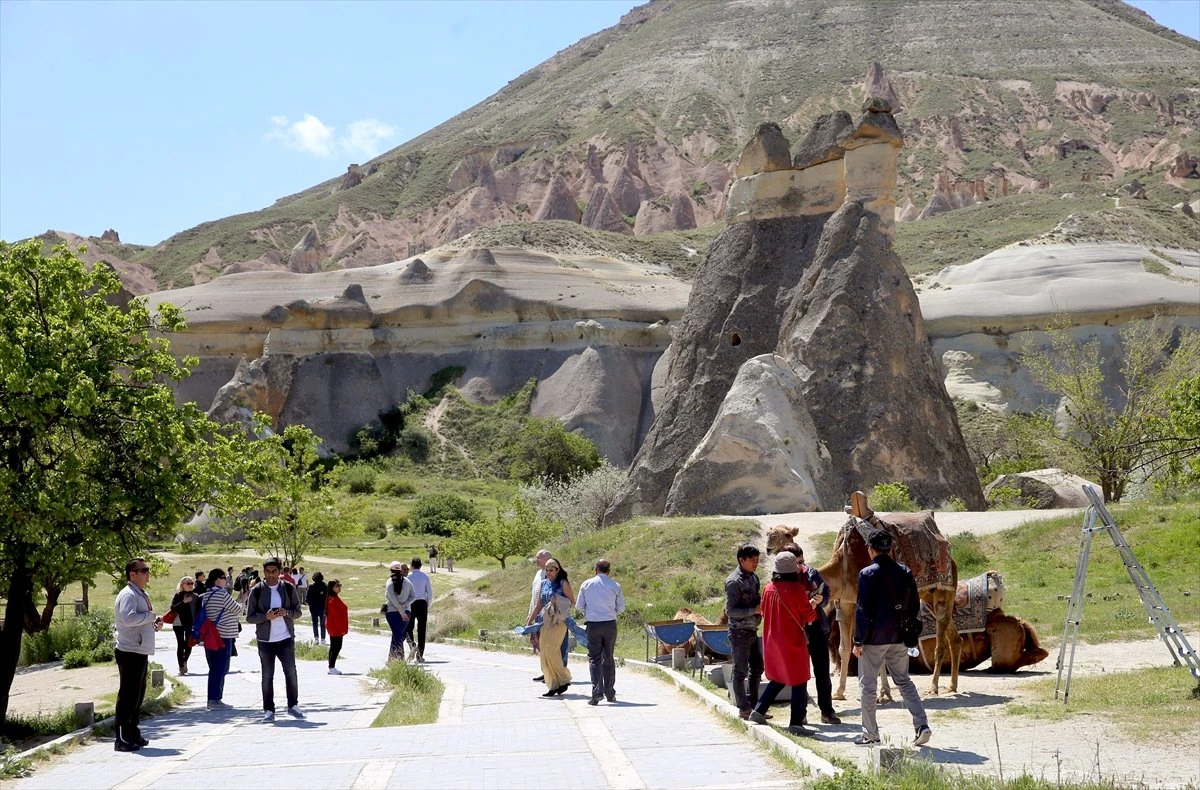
top-left (914, 725), bottom-right (932, 747)
top-left (606, 695), bottom-right (616, 703)
top-left (588, 697), bottom-right (601, 706)
top-left (207, 700), bottom-right (232, 710)
top-left (114, 739), bottom-right (140, 752)
top-left (328, 667), bottom-right (342, 675)
top-left (262, 711), bottom-right (275, 723)
top-left (853, 733), bottom-right (881, 746)
top-left (821, 713), bottom-right (842, 725)
top-left (287, 706), bottom-right (306, 719)
top-left (748, 710), bottom-right (769, 725)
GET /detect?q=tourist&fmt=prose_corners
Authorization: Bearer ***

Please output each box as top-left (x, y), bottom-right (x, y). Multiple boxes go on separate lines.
top-left (326, 579), bottom-right (349, 675)
top-left (725, 543), bottom-right (764, 719)
top-left (527, 558), bottom-right (575, 697)
top-left (245, 557), bottom-right (305, 722)
top-left (408, 558), bottom-right (433, 663)
top-left (168, 575), bottom-right (199, 675)
top-left (306, 571), bottom-right (328, 644)
top-left (575, 558), bottom-right (625, 705)
top-left (113, 557), bottom-right (162, 751)
top-left (748, 551), bottom-right (817, 734)
top-left (783, 541), bottom-right (841, 725)
top-left (193, 569), bottom-right (207, 595)
top-left (200, 567), bottom-right (243, 710)
top-left (384, 560), bottom-right (416, 661)
top-left (528, 549), bottom-right (551, 678)
top-left (428, 543), bottom-right (439, 573)
top-left (852, 529), bottom-right (931, 747)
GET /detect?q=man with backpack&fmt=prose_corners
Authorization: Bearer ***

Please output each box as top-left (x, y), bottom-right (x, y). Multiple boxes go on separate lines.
top-left (245, 557), bottom-right (305, 722)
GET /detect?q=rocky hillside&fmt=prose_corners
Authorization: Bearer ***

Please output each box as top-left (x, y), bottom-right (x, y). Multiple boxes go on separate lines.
top-left (43, 0), bottom-right (1199, 291)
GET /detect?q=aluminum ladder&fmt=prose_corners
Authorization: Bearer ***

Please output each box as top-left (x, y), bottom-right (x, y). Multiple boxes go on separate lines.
top-left (1055, 485), bottom-right (1200, 703)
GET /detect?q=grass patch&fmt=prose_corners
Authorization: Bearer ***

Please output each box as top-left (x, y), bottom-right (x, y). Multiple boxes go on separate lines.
top-left (810, 760), bottom-right (1159, 789)
top-left (368, 661), bottom-right (444, 727)
top-left (1141, 256), bottom-right (1170, 276)
top-left (432, 515), bottom-right (760, 660)
top-left (1006, 666), bottom-right (1200, 740)
top-left (293, 640), bottom-right (329, 661)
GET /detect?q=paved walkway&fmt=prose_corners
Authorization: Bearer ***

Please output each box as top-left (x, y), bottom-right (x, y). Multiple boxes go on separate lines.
top-left (19, 630), bottom-right (802, 790)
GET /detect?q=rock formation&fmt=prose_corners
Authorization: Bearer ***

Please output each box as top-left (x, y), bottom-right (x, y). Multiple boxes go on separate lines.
top-left (607, 102), bottom-right (985, 521)
top-left (288, 227), bottom-right (323, 273)
top-left (535, 176), bottom-right (582, 222)
top-left (340, 164), bottom-right (364, 191)
top-left (100, 229), bottom-right (120, 243)
top-left (984, 469), bottom-right (1097, 509)
top-left (581, 186), bottom-right (633, 235)
top-left (864, 61), bottom-right (900, 114)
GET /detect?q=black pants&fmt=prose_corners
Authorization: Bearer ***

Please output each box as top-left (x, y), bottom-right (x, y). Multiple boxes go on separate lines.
top-left (586, 620), bottom-right (618, 701)
top-left (805, 622), bottom-right (835, 716)
top-left (173, 627), bottom-right (192, 668)
top-left (114, 649), bottom-right (148, 743)
top-left (309, 607), bottom-right (326, 640)
top-left (729, 628), bottom-right (763, 713)
top-left (410, 600), bottom-right (429, 656)
top-left (257, 637), bottom-right (299, 712)
top-left (754, 681), bottom-right (809, 727)
top-left (328, 635), bottom-right (344, 668)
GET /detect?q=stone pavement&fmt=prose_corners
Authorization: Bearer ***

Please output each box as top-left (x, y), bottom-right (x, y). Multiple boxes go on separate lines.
top-left (18, 630), bottom-right (803, 789)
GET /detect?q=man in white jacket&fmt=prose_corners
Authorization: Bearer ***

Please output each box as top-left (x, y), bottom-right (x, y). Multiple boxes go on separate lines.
top-left (114, 557), bottom-right (163, 751)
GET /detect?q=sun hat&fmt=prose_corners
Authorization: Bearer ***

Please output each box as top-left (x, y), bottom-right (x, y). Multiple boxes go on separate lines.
top-left (773, 551), bottom-right (799, 574)
top-left (389, 560), bottom-right (404, 571)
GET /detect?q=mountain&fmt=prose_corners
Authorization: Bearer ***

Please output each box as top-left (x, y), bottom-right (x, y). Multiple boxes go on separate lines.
top-left (41, 0), bottom-right (1199, 292)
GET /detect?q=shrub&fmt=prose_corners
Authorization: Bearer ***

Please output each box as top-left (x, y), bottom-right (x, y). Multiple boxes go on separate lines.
top-left (398, 425), bottom-right (433, 463)
top-left (508, 418), bottom-right (601, 484)
top-left (61, 648), bottom-right (93, 669)
top-left (342, 465), bottom-right (378, 494)
top-left (91, 643), bottom-right (115, 663)
top-left (177, 540), bottom-right (202, 554)
top-left (363, 513), bottom-right (389, 540)
top-left (407, 492), bottom-right (482, 536)
top-left (379, 479), bottom-right (417, 497)
top-left (19, 609), bottom-right (115, 666)
top-left (987, 485), bottom-right (1035, 510)
top-left (869, 481), bottom-right (918, 512)
top-left (519, 462), bottom-right (627, 537)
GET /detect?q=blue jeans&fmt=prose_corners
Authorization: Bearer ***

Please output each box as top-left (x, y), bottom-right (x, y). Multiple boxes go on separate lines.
top-left (385, 610), bottom-right (410, 659)
top-left (205, 639), bottom-right (233, 703)
top-left (257, 637), bottom-right (299, 712)
top-left (309, 607), bottom-right (326, 640)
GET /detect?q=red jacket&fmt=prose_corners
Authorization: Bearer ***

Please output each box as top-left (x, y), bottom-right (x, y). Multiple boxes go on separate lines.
top-left (761, 580), bottom-right (817, 686)
top-left (326, 595), bottom-right (349, 637)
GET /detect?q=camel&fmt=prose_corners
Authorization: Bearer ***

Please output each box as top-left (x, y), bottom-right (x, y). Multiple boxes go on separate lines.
top-left (815, 492), bottom-right (962, 698)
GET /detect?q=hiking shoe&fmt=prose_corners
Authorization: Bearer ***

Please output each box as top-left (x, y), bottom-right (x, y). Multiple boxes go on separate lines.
top-left (287, 706), bottom-right (306, 719)
top-left (821, 713), bottom-right (842, 725)
top-left (853, 733), bottom-right (881, 746)
top-left (262, 711), bottom-right (275, 723)
top-left (914, 725), bottom-right (932, 746)
top-left (748, 710), bottom-right (769, 725)
top-left (328, 667), bottom-right (342, 675)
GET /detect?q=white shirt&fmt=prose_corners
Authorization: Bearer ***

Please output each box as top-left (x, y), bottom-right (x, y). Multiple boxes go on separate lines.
top-left (408, 569), bottom-right (433, 603)
top-left (265, 583), bottom-right (290, 643)
top-left (529, 568), bottom-right (546, 617)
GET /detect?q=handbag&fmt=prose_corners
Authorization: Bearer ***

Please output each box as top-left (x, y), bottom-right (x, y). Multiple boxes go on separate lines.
top-left (192, 592), bottom-right (226, 650)
top-left (162, 610), bottom-right (177, 625)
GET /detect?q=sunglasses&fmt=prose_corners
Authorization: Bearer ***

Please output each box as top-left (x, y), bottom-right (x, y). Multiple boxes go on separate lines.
top-left (131, 567), bottom-right (150, 573)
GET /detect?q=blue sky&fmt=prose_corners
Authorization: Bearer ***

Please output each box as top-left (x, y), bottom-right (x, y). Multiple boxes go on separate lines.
top-left (1, 0), bottom-right (1195, 247)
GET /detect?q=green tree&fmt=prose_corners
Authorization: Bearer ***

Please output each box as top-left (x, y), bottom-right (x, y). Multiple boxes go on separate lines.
top-left (1023, 319), bottom-right (1200, 502)
top-left (1146, 374), bottom-right (1200, 490)
top-left (235, 423), bottom-right (363, 567)
top-left (0, 241), bottom-right (250, 720)
top-left (508, 417), bottom-right (601, 484)
top-left (406, 492), bottom-right (481, 537)
top-left (443, 498), bottom-right (560, 569)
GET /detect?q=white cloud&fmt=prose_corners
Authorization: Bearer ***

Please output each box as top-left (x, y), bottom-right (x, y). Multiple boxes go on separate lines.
top-left (265, 114), bottom-right (396, 160)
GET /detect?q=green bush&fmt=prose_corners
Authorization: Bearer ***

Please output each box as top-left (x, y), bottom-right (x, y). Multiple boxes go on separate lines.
top-left (408, 492), bottom-right (482, 536)
top-left (177, 540), bottom-right (202, 554)
top-left (987, 485), bottom-right (1035, 510)
top-left (508, 417), bottom-right (601, 484)
top-left (91, 643), bottom-right (115, 663)
top-left (398, 426), bottom-right (433, 463)
top-left (342, 465), bottom-right (378, 494)
top-left (379, 479), bottom-right (417, 497)
top-left (61, 648), bottom-right (92, 669)
top-left (19, 609), bottom-right (115, 666)
top-left (363, 513), bottom-right (389, 540)
top-left (869, 481), bottom-right (918, 512)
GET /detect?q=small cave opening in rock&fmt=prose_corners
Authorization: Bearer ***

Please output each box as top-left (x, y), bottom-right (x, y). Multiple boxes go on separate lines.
top-left (730, 333), bottom-right (741, 346)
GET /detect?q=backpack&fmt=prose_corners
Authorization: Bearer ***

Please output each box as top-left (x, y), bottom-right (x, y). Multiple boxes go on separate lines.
top-left (192, 592), bottom-right (226, 650)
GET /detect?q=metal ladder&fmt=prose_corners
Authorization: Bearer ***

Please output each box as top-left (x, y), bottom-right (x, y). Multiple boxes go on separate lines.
top-left (1055, 485), bottom-right (1200, 703)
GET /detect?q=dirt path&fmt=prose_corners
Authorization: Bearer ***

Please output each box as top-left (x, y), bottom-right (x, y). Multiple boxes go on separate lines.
top-left (423, 396), bottom-right (480, 477)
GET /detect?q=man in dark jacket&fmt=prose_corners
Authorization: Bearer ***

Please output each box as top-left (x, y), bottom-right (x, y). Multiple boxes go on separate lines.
top-left (724, 543), bottom-right (764, 719)
top-left (246, 557), bottom-right (305, 722)
top-left (851, 529), bottom-right (931, 747)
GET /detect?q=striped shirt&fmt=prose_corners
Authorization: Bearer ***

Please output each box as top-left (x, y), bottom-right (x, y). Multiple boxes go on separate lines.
top-left (202, 586), bottom-right (244, 639)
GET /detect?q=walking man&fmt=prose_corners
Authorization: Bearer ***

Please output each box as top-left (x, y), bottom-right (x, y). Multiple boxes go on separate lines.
top-left (783, 542), bottom-right (841, 725)
top-left (529, 549), bottom-right (551, 680)
top-left (113, 557), bottom-right (162, 751)
top-left (725, 543), bottom-right (764, 720)
top-left (246, 557), bottom-right (305, 722)
top-left (408, 557), bottom-right (433, 662)
top-left (852, 529), bottom-right (932, 747)
top-left (576, 558), bottom-right (625, 705)
top-left (428, 544), bottom-right (439, 573)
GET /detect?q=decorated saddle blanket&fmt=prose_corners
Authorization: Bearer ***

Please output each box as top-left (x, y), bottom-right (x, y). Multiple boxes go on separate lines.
top-left (851, 512), bottom-right (954, 592)
top-left (919, 570), bottom-right (994, 640)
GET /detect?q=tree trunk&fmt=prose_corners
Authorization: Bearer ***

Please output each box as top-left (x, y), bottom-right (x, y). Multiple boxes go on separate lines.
top-left (82, 582), bottom-right (90, 613)
top-left (0, 562), bottom-right (34, 722)
top-left (498, 557), bottom-right (507, 569)
top-left (39, 584), bottom-right (63, 630)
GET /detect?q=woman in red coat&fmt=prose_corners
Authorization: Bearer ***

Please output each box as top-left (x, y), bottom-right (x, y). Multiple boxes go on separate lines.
top-left (748, 551), bottom-right (817, 734)
top-left (325, 579), bottom-right (350, 675)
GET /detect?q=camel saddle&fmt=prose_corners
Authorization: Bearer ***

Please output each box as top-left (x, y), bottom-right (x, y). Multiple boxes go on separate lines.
top-left (844, 511), bottom-right (954, 593)
top-left (919, 570), bottom-right (993, 639)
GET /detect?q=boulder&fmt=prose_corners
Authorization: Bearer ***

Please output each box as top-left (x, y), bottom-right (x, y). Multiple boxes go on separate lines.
top-left (535, 176), bottom-right (582, 222)
top-left (792, 111), bottom-right (851, 169)
top-left (1170, 152), bottom-right (1198, 179)
top-left (288, 227), bottom-right (323, 273)
top-left (986, 469), bottom-right (1097, 508)
top-left (984, 473), bottom-right (1056, 509)
top-left (664, 354), bottom-right (837, 515)
top-left (733, 122), bottom-right (792, 178)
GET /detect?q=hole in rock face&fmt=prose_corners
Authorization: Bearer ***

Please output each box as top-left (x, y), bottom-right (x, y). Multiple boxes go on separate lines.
top-left (731, 333), bottom-right (741, 346)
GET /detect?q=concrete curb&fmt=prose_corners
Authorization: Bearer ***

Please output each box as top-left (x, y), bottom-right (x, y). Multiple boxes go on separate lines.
top-left (7, 675), bottom-right (183, 766)
top-left (627, 658), bottom-right (842, 779)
